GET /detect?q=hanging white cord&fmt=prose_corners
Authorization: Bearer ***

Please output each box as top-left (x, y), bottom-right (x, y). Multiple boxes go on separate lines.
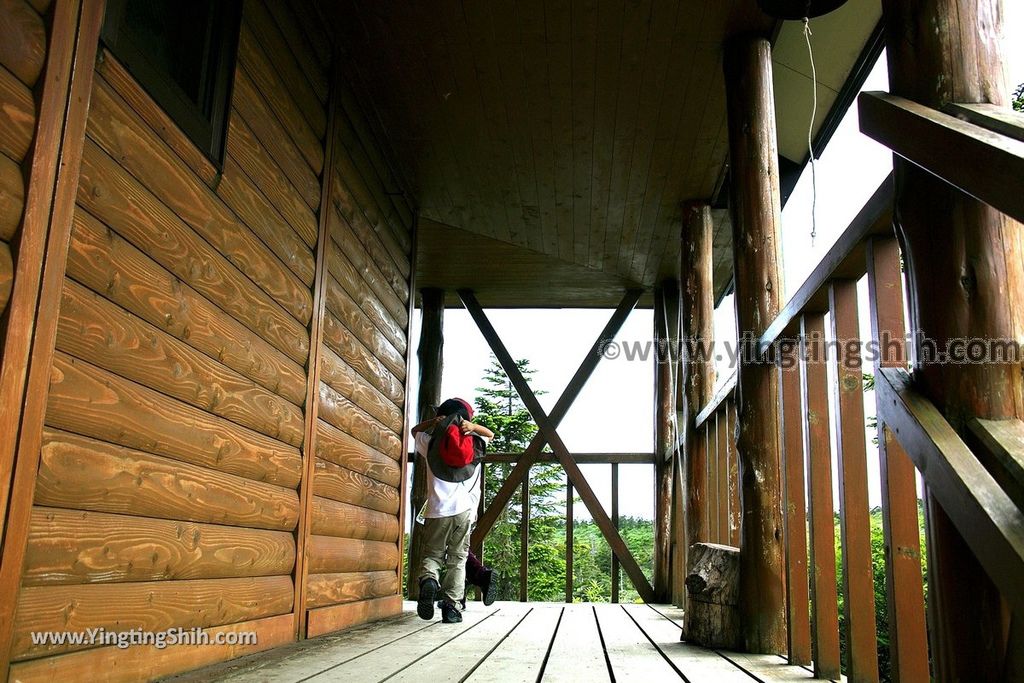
top-left (803, 17), bottom-right (819, 246)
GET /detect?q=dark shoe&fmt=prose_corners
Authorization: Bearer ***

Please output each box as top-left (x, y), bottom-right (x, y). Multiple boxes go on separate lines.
top-left (441, 600), bottom-right (463, 624)
top-left (480, 568), bottom-right (497, 606)
top-left (438, 597), bottom-right (468, 611)
top-left (418, 577), bottom-right (439, 620)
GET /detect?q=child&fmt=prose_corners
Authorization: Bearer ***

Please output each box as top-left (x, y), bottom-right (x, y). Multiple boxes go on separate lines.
top-left (412, 398), bottom-right (494, 623)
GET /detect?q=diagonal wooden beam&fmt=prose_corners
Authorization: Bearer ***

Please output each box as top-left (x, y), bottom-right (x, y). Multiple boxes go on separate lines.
top-left (459, 289), bottom-right (655, 603)
top-left (471, 289), bottom-right (642, 546)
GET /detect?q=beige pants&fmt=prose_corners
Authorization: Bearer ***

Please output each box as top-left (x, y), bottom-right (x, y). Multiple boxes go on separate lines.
top-left (417, 509), bottom-right (473, 602)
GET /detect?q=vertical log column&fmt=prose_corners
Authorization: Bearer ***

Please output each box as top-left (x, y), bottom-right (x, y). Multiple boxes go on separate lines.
top-left (654, 280), bottom-right (680, 603)
top-left (724, 36), bottom-right (787, 654)
top-left (882, 1), bottom-right (1024, 678)
top-left (407, 288), bottom-right (444, 599)
top-left (682, 202), bottom-right (715, 612)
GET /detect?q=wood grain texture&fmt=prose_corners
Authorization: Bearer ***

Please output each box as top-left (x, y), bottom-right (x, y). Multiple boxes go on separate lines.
top-left (0, 239), bottom-right (11, 315)
top-left (322, 310), bottom-right (405, 405)
top-left (306, 535), bottom-right (400, 574)
top-left (65, 210), bottom-right (307, 406)
top-left (226, 110), bottom-right (319, 247)
top-left (318, 381), bottom-right (402, 458)
top-left (85, 82), bottom-right (315, 328)
top-left (0, 63), bottom-right (34, 161)
top-left (328, 208), bottom-right (408, 323)
top-left (56, 280), bottom-right (305, 446)
top-left (320, 343), bottom-right (403, 433)
top-left (242, 0), bottom-right (325, 137)
top-left (305, 594), bottom-right (402, 639)
top-left (7, 614), bottom-right (293, 683)
top-left (261, 0), bottom-right (327, 102)
top-left (232, 65), bottom-right (320, 218)
top-left (0, 0), bottom-right (45, 87)
top-left (305, 571), bottom-right (400, 609)
top-left (0, 151), bottom-right (24, 241)
top-left (289, 0), bottom-right (330, 70)
top-left (95, 53), bottom-right (218, 187)
top-left (324, 275), bottom-right (405, 378)
top-left (313, 457), bottom-right (400, 515)
top-left (216, 155), bottom-right (316, 286)
top-left (11, 576), bottom-right (293, 659)
top-left (34, 428), bottom-right (300, 531)
top-left (237, 22), bottom-right (323, 173)
top-left (22, 506), bottom-right (295, 585)
top-left (77, 141), bottom-right (311, 364)
top-left (311, 496), bottom-right (400, 542)
top-left (46, 353), bottom-right (304, 488)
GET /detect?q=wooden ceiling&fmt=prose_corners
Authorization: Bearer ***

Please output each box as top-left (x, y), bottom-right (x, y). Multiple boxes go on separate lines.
top-left (325, 1), bottom-right (876, 307)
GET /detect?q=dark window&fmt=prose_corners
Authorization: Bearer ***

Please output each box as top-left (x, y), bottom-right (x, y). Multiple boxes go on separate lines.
top-left (101, 0), bottom-right (241, 166)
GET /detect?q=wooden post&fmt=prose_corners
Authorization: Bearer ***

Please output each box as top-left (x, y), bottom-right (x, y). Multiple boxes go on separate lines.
top-left (566, 480), bottom-right (574, 603)
top-left (654, 281), bottom-right (680, 603)
top-left (520, 475), bottom-right (529, 602)
top-left (611, 462), bottom-right (620, 604)
top-left (881, 1), bottom-right (1024, 678)
top-left (407, 288), bottom-right (444, 599)
top-left (682, 202), bottom-right (715, 609)
top-left (724, 35), bottom-right (787, 654)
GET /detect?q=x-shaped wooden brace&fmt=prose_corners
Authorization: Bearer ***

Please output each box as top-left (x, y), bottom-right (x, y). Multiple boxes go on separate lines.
top-left (459, 289), bottom-right (655, 603)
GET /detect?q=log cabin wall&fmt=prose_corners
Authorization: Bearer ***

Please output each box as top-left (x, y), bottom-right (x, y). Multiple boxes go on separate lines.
top-left (0, 0), bottom-right (415, 679)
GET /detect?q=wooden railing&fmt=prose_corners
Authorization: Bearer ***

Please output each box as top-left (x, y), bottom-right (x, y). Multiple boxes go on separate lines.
top-left (411, 451), bottom-right (655, 604)
top-left (692, 371), bottom-right (740, 547)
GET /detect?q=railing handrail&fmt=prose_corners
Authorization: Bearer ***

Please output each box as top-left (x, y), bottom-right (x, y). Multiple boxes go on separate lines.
top-left (694, 369), bottom-right (737, 429)
top-left (406, 451), bottom-right (654, 465)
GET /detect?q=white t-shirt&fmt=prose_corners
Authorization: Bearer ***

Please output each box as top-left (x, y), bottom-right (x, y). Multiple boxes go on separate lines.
top-left (415, 430), bottom-right (488, 519)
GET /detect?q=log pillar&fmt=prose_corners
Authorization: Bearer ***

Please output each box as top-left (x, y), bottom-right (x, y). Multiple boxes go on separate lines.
top-left (723, 36), bottom-right (787, 654)
top-left (407, 288), bottom-right (444, 599)
top-left (654, 280), bottom-right (681, 603)
top-left (682, 202), bottom-right (715, 611)
top-left (882, 1), bottom-right (1024, 678)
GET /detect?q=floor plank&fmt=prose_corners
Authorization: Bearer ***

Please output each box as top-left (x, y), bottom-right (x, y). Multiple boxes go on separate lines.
top-left (717, 652), bottom-right (820, 682)
top-left (596, 605), bottom-right (682, 681)
top-left (623, 604), bottom-right (752, 682)
top-left (465, 605), bottom-right (563, 682)
top-left (542, 603), bottom-right (612, 682)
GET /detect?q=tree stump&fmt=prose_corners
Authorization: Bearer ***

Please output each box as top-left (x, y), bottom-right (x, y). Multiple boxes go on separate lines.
top-left (682, 542), bottom-right (741, 649)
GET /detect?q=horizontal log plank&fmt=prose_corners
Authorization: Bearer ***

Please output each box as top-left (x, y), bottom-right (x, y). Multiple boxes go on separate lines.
top-left (66, 210), bottom-right (307, 406)
top-left (311, 496), bottom-right (400, 542)
top-left (237, 22), bottom-right (323, 172)
top-left (0, 238), bottom-right (11, 315)
top-left (0, 150), bottom-right (24, 240)
top-left (22, 506), bottom-right (295, 585)
top-left (305, 571), bottom-right (399, 609)
top-left (0, 0), bottom-right (45, 87)
top-left (326, 235), bottom-right (407, 353)
top-left (46, 353), bottom-right (304, 487)
top-left (35, 428), bottom-right (300, 530)
top-left (86, 81), bottom-right (315, 327)
top-left (216, 155), bottom-right (316, 286)
top-left (77, 141), bottom-right (311, 365)
top-left (317, 420), bottom-right (402, 487)
top-left (56, 280), bottom-right (305, 446)
top-left (261, 0), bottom-right (328, 102)
top-left (95, 53), bottom-right (218, 187)
top-left (328, 208), bottom-right (408, 324)
top-left (319, 381), bottom-right (402, 458)
top-left (313, 457), bottom-right (401, 514)
top-left (231, 65), bottom-right (320, 219)
top-left (320, 343), bottom-right (404, 433)
top-left (859, 92), bottom-right (1024, 224)
top-left (331, 172), bottom-right (410, 300)
top-left (324, 274), bottom-right (406, 378)
top-left (0, 62), bottom-right (34, 161)
top-left (7, 614), bottom-right (293, 682)
top-left (876, 368), bottom-right (1024, 616)
top-left (288, 0), bottom-right (330, 69)
top-left (226, 110), bottom-right (319, 247)
top-left (306, 595), bottom-right (402, 639)
top-left (242, 0), bottom-right (326, 137)
top-left (306, 535), bottom-right (399, 574)
top-left (12, 576), bottom-right (294, 659)
top-left (322, 310), bottom-right (405, 405)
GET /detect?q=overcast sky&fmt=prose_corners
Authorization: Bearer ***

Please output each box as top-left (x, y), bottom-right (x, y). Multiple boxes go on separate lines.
top-left (408, 14), bottom-right (1024, 521)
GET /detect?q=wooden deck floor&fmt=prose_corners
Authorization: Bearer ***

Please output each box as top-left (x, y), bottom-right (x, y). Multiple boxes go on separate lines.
top-left (166, 603), bottom-right (836, 682)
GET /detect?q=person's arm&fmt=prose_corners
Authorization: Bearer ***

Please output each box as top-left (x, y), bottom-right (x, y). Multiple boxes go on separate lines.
top-left (411, 415), bottom-right (443, 436)
top-left (460, 421), bottom-right (494, 439)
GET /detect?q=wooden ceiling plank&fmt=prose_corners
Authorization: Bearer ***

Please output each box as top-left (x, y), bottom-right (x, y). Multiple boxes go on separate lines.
top-left (570, 0), bottom-right (599, 266)
top-left (544, 1), bottom-right (575, 264)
